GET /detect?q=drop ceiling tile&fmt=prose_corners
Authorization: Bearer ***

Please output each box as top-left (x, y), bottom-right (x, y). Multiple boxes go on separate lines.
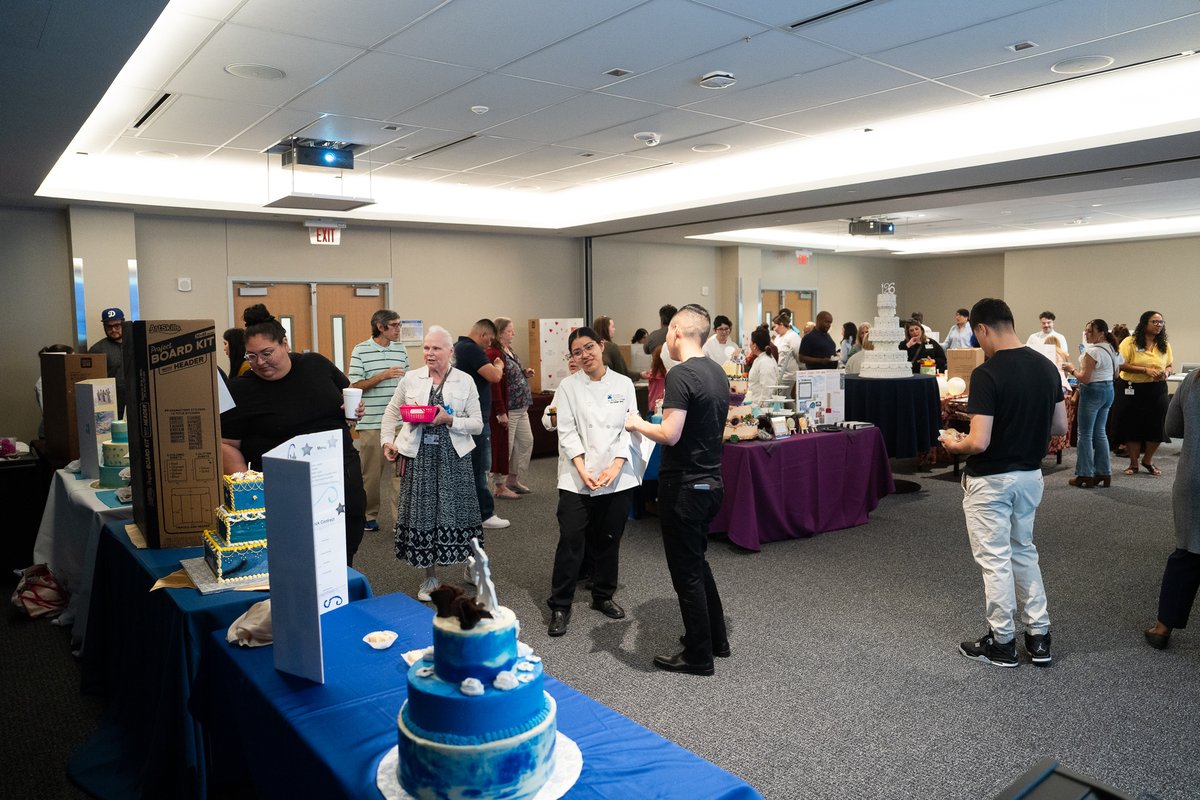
top-left (641, 122), bottom-right (803, 163)
top-left (686, 57), bottom-right (918, 121)
top-left (431, 172), bottom-right (520, 189)
top-left (483, 92), bottom-right (666, 144)
top-left (562, 107), bottom-right (736, 154)
top-left (138, 95), bottom-right (276, 146)
top-left (499, 0), bottom-right (767, 90)
top-left (598, 30), bottom-right (850, 107)
top-left (762, 81), bottom-right (976, 136)
top-left (393, 74), bottom-right (583, 132)
top-left (287, 51), bottom-right (483, 118)
top-left (789, 0), bottom-right (1055, 55)
top-left (370, 162), bottom-right (456, 182)
top-left (377, 0), bottom-right (646, 70)
top-left (170, 0), bottom-right (244, 20)
top-left (113, 11), bottom-right (221, 93)
top-left (504, 177), bottom-right (582, 192)
top-left (473, 146), bottom-right (620, 179)
top-left (166, 23), bottom-right (364, 107)
top-left (295, 115), bottom-right (415, 148)
top-left (367, 128), bottom-right (473, 164)
top-left (230, 0), bottom-right (445, 48)
top-left (688, 0), bottom-right (850, 27)
top-left (226, 108), bottom-right (324, 150)
top-left (540, 153), bottom-right (672, 183)
top-left (106, 136), bottom-right (218, 160)
top-left (400, 136), bottom-right (539, 171)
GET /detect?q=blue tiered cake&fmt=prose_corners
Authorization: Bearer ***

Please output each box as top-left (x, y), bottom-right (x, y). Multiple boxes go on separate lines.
top-left (202, 470), bottom-right (269, 583)
top-left (397, 546), bottom-right (557, 800)
top-left (98, 420), bottom-right (129, 488)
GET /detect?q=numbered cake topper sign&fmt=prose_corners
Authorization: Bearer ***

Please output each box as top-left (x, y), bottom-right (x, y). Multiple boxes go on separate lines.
top-left (466, 538), bottom-right (498, 613)
top-left (881, 282), bottom-right (896, 294)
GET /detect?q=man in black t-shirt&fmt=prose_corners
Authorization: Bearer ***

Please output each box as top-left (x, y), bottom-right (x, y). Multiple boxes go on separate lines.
top-left (941, 298), bottom-right (1066, 669)
top-left (454, 320), bottom-right (508, 530)
top-left (797, 310), bottom-right (839, 370)
top-left (627, 304), bottom-right (728, 675)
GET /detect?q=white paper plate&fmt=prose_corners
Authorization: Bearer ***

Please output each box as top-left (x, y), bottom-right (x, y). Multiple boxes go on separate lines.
top-left (376, 731), bottom-right (582, 800)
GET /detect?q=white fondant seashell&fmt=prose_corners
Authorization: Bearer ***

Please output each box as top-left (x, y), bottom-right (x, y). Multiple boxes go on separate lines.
top-left (525, 654), bottom-right (542, 663)
top-left (517, 673), bottom-right (535, 683)
top-left (459, 677), bottom-right (484, 696)
top-left (492, 671), bottom-right (519, 691)
top-left (516, 641), bottom-right (533, 658)
top-left (362, 630), bottom-right (398, 650)
top-left (415, 666), bottom-right (434, 678)
top-left (516, 661), bottom-right (535, 672)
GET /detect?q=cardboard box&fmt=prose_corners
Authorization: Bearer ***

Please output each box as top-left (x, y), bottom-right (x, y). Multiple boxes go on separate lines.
top-left (40, 352), bottom-right (108, 462)
top-left (125, 320), bottom-right (222, 548)
top-left (946, 348), bottom-right (986, 393)
top-left (75, 378), bottom-right (117, 479)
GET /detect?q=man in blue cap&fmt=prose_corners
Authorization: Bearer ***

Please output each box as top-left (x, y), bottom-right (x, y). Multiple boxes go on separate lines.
top-left (88, 307), bottom-right (126, 418)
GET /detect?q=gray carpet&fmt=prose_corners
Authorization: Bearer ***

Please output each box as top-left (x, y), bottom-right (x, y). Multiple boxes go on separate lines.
top-left (4, 445), bottom-right (1196, 799)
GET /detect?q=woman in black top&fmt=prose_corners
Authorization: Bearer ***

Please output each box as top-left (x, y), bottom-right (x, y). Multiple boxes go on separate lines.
top-left (900, 321), bottom-right (947, 374)
top-left (220, 304), bottom-right (368, 565)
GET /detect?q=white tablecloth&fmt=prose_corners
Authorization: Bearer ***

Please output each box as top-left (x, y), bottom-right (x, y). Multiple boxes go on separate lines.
top-left (32, 469), bottom-right (134, 649)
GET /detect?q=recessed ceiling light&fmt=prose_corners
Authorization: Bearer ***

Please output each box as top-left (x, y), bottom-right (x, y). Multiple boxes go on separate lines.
top-left (224, 63), bottom-right (285, 80)
top-left (698, 71), bottom-right (736, 89)
top-left (1051, 55), bottom-right (1114, 75)
top-left (691, 143), bottom-right (730, 153)
top-left (470, 106), bottom-right (489, 115)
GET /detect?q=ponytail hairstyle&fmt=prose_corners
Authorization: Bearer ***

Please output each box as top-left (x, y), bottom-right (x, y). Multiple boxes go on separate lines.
top-left (223, 328), bottom-right (246, 372)
top-left (1087, 318), bottom-right (1118, 349)
top-left (242, 303), bottom-right (287, 343)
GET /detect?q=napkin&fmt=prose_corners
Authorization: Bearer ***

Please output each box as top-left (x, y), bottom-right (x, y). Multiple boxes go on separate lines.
top-left (227, 599), bottom-right (273, 647)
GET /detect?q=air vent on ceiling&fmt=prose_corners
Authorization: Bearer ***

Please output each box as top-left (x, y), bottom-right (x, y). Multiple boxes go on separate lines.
top-left (1007, 41), bottom-right (1038, 53)
top-left (987, 49), bottom-right (1196, 99)
top-left (131, 93), bottom-right (174, 130)
top-left (789, 0), bottom-right (877, 30)
top-left (406, 135), bottom-right (478, 161)
top-left (604, 68), bottom-right (633, 77)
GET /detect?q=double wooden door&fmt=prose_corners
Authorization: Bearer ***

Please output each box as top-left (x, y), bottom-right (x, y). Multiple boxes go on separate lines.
top-left (232, 282), bottom-right (388, 372)
top-left (760, 289), bottom-right (814, 328)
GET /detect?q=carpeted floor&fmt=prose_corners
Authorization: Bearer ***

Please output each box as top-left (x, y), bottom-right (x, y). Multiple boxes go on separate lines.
top-left (4, 444), bottom-right (1196, 799)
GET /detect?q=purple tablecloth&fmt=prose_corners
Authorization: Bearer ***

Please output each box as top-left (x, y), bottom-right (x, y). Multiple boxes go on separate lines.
top-left (710, 428), bottom-right (894, 552)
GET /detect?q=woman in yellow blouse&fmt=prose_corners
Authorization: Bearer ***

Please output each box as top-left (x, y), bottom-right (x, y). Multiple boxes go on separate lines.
top-left (1116, 310), bottom-right (1173, 476)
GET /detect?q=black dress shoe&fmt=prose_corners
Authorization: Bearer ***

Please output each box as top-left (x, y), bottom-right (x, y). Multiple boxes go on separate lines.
top-left (591, 599), bottom-right (626, 619)
top-left (679, 636), bottom-right (730, 658)
top-left (653, 651), bottom-right (714, 676)
top-left (1145, 627), bottom-right (1171, 650)
top-left (547, 608), bottom-right (571, 637)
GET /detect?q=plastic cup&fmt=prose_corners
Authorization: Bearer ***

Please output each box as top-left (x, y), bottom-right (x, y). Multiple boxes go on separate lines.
top-left (342, 387), bottom-right (363, 419)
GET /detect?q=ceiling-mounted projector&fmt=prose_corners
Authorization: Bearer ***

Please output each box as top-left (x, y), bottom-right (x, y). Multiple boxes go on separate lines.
top-left (848, 219), bottom-right (894, 235)
top-left (282, 143), bottom-right (354, 170)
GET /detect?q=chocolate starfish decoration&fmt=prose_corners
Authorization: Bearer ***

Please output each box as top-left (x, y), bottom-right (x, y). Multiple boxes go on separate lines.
top-left (449, 595), bottom-right (494, 630)
top-left (429, 584), bottom-right (464, 617)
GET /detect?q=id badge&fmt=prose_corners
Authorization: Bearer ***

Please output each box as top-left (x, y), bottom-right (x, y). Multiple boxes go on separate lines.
top-left (422, 433), bottom-right (439, 446)
top-left (1124, 384), bottom-right (1136, 396)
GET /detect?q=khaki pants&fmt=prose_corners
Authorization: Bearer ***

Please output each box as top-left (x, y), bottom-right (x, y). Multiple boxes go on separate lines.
top-left (355, 432), bottom-right (398, 530)
top-left (507, 406), bottom-right (533, 485)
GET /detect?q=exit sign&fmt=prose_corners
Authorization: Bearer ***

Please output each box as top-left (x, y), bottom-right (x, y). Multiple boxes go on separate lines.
top-left (309, 227), bottom-right (341, 245)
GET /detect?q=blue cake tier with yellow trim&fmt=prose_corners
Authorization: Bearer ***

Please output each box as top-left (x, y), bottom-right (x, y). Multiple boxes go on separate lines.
top-left (398, 693), bottom-right (556, 800)
top-left (202, 530), bottom-right (268, 583)
top-left (215, 506), bottom-right (267, 544)
top-left (222, 471), bottom-right (264, 512)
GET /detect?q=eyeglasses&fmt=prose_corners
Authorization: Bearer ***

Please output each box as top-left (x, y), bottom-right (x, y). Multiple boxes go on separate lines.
top-left (245, 347), bottom-right (278, 364)
top-left (715, 326), bottom-right (731, 333)
top-left (385, 322), bottom-right (402, 329)
top-left (1149, 319), bottom-right (1165, 325)
top-left (569, 341), bottom-right (599, 359)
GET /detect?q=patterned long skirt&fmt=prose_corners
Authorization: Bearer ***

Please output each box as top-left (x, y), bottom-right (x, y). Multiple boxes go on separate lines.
top-left (394, 430), bottom-right (483, 567)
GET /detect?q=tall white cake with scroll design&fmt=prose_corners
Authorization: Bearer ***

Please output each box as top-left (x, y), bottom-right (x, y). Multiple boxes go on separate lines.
top-left (860, 283), bottom-right (912, 379)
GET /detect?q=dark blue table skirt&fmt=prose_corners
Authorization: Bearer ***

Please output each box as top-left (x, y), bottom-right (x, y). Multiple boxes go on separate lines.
top-left (843, 374), bottom-right (942, 459)
top-left (198, 591), bottom-right (763, 800)
top-left (68, 521), bottom-right (371, 799)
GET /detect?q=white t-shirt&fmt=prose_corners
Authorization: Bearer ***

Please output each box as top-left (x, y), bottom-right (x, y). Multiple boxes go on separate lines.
top-left (1026, 329), bottom-right (1068, 352)
top-left (1083, 342), bottom-right (1119, 382)
top-left (703, 334), bottom-right (738, 365)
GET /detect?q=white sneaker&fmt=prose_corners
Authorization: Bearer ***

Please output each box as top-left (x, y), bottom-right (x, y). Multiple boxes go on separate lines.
top-left (482, 515), bottom-right (510, 529)
top-left (416, 576), bottom-right (440, 602)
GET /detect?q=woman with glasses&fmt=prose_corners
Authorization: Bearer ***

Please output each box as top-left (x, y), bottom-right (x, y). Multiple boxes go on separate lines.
top-left (220, 304), bottom-right (368, 565)
top-left (1116, 310), bottom-right (1173, 476)
top-left (381, 326), bottom-right (484, 602)
top-left (702, 315), bottom-right (742, 365)
top-left (1062, 319), bottom-right (1119, 487)
top-left (545, 327), bottom-right (641, 637)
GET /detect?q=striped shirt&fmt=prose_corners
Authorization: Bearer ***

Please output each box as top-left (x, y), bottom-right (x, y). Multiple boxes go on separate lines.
top-left (348, 338), bottom-right (410, 429)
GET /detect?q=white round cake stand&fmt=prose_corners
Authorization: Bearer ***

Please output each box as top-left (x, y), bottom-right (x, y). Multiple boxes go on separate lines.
top-left (376, 732), bottom-right (582, 800)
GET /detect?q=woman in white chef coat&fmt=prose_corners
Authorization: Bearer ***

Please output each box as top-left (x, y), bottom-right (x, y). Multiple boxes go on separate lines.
top-left (546, 327), bottom-right (641, 637)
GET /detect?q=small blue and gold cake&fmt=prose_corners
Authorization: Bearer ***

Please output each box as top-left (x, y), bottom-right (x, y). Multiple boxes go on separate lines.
top-left (397, 586), bottom-right (556, 800)
top-left (98, 419), bottom-right (129, 489)
top-left (204, 469), bottom-right (269, 584)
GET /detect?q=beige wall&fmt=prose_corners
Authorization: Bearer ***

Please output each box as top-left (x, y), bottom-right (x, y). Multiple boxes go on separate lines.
top-left (897, 253), bottom-right (1005, 340)
top-left (591, 239), bottom-right (722, 339)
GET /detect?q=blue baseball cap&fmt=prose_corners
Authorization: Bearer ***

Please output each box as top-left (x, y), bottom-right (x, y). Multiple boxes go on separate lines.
top-left (101, 308), bottom-right (125, 323)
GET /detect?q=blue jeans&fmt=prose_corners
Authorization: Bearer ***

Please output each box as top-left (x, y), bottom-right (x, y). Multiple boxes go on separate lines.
top-left (1076, 381), bottom-right (1114, 477)
top-left (471, 429), bottom-right (495, 521)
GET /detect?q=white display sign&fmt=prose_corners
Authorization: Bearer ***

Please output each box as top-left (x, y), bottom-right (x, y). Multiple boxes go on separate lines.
top-left (263, 429), bottom-right (350, 684)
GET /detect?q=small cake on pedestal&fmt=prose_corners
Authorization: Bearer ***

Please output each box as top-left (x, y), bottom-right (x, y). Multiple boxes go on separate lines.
top-left (98, 420), bottom-right (129, 488)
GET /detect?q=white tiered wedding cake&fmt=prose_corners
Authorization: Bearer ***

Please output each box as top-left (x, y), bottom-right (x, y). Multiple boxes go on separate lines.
top-left (860, 283), bottom-right (912, 379)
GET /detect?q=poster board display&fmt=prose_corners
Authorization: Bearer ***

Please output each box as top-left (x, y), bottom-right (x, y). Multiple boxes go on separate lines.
top-left (125, 320), bottom-right (222, 548)
top-left (40, 352), bottom-right (108, 462)
top-left (796, 371), bottom-right (845, 425)
top-left (527, 318), bottom-right (583, 393)
top-left (74, 378), bottom-right (117, 479)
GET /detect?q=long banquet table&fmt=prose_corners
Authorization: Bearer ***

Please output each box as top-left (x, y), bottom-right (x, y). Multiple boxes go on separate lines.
top-left (67, 521), bottom-right (372, 800)
top-left (710, 427), bottom-right (893, 551)
top-left (32, 468), bottom-right (135, 646)
top-left (197, 591), bottom-right (763, 800)
top-left (843, 374), bottom-right (941, 458)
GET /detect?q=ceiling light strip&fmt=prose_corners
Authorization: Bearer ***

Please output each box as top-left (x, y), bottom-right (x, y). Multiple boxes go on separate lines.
top-left (789, 0), bottom-right (876, 30)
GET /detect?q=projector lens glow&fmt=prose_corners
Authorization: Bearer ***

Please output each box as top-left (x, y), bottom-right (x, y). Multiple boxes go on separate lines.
top-left (323, 152), bottom-right (335, 163)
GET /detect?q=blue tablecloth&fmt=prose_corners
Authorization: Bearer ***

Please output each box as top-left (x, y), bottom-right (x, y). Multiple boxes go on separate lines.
top-left (843, 374), bottom-right (942, 458)
top-left (197, 591), bottom-right (762, 800)
top-left (68, 521), bottom-right (372, 799)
